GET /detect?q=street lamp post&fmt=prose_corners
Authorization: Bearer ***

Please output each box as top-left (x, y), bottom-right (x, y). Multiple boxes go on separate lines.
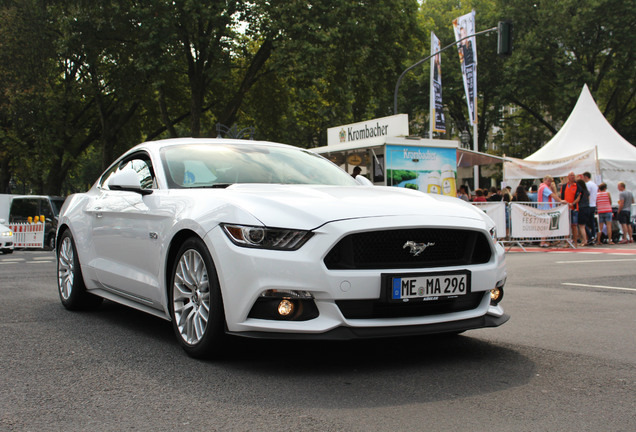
top-left (393, 22), bottom-right (512, 191)
top-left (393, 26), bottom-right (497, 116)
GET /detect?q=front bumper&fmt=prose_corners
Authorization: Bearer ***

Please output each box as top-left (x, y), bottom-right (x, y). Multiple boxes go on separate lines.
top-left (205, 215), bottom-right (507, 338)
top-left (229, 312), bottom-right (510, 340)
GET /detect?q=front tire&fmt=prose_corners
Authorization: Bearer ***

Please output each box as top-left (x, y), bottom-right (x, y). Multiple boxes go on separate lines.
top-left (169, 237), bottom-right (226, 358)
top-left (57, 230), bottom-right (103, 310)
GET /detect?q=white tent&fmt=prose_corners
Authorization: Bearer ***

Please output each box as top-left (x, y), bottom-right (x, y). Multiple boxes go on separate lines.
top-left (504, 84), bottom-right (636, 195)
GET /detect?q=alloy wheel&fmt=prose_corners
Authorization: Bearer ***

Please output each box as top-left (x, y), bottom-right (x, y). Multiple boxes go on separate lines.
top-left (172, 249), bottom-right (211, 345)
top-left (58, 236), bottom-right (74, 300)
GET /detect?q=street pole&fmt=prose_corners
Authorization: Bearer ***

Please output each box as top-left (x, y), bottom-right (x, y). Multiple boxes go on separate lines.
top-left (393, 25), bottom-right (501, 191)
top-left (473, 122), bottom-right (479, 190)
top-left (393, 26), bottom-right (496, 116)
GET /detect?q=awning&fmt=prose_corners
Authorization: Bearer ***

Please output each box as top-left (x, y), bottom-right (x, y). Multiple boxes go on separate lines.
top-left (457, 148), bottom-right (505, 167)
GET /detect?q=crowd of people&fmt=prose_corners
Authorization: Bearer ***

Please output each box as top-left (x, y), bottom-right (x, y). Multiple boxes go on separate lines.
top-left (458, 171), bottom-right (635, 247)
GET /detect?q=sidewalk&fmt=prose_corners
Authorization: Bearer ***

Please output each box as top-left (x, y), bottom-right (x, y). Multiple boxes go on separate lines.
top-left (505, 239), bottom-right (636, 253)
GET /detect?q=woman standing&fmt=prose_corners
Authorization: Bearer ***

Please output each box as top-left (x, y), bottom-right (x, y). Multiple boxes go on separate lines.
top-left (576, 179), bottom-right (590, 245)
top-left (596, 183), bottom-right (614, 245)
top-left (512, 185), bottom-right (530, 202)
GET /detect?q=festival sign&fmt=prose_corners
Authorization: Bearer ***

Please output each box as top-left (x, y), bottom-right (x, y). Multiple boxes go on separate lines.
top-left (510, 203), bottom-right (570, 238)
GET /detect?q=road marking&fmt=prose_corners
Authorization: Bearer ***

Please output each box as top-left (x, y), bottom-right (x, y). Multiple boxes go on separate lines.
top-left (556, 258), bottom-right (636, 264)
top-left (562, 282), bottom-right (636, 293)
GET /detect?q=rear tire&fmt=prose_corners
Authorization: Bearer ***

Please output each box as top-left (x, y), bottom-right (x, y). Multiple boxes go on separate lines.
top-left (57, 230), bottom-right (103, 310)
top-left (169, 237), bottom-right (226, 358)
top-left (45, 233), bottom-right (56, 251)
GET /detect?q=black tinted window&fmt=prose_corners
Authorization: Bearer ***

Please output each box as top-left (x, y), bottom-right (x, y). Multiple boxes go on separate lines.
top-left (10, 199), bottom-right (39, 222)
top-left (50, 198), bottom-right (65, 216)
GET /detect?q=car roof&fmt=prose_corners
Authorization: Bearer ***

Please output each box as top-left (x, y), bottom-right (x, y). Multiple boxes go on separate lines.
top-left (132, 138), bottom-right (298, 154)
top-left (11, 195), bottom-right (65, 200)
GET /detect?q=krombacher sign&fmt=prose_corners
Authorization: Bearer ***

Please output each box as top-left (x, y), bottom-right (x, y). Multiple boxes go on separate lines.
top-left (327, 114), bottom-right (409, 147)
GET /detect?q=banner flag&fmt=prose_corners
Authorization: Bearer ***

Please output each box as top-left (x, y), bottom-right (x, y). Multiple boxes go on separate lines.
top-left (453, 11), bottom-right (478, 125)
top-left (430, 32), bottom-right (446, 133)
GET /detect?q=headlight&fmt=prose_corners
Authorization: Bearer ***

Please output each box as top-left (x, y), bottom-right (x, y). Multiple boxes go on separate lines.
top-left (1, 231), bottom-right (12, 237)
top-left (221, 224), bottom-right (313, 250)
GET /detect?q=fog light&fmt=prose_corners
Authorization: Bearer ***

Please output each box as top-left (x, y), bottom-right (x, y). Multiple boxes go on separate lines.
top-left (277, 299), bottom-right (295, 316)
top-left (490, 287), bottom-right (503, 304)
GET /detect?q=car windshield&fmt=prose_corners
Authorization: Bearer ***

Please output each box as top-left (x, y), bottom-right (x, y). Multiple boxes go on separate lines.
top-left (160, 143), bottom-right (358, 188)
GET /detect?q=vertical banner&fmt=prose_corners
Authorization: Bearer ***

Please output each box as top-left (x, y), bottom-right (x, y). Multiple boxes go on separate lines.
top-left (430, 32), bottom-right (445, 133)
top-left (453, 11), bottom-right (478, 125)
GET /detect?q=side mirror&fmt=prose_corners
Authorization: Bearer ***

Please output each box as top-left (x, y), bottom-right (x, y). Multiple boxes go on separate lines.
top-left (108, 169), bottom-right (153, 195)
top-left (354, 175), bottom-right (374, 187)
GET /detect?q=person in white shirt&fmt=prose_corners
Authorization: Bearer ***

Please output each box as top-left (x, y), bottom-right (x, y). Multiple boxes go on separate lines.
top-left (583, 172), bottom-right (598, 245)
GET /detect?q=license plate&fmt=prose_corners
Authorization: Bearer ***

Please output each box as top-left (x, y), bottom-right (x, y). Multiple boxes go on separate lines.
top-left (388, 271), bottom-right (470, 302)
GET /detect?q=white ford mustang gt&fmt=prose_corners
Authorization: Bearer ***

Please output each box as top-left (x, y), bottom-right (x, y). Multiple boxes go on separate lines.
top-left (56, 138), bottom-right (508, 358)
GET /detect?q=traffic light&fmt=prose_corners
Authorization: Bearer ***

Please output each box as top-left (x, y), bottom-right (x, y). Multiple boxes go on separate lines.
top-left (497, 21), bottom-right (513, 56)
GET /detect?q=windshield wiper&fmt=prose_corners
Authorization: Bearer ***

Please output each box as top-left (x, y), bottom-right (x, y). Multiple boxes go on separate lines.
top-left (196, 183), bottom-right (233, 189)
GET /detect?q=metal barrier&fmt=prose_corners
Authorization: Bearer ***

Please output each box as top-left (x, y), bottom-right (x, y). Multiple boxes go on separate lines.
top-left (8, 222), bottom-right (45, 248)
top-left (473, 202), bottom-right (573, 251)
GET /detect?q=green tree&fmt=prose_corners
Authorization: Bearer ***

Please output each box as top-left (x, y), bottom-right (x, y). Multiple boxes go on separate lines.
top-left (242, 0), bottom-right (421, 147)
top-left (496, 0), bottom-right (636, 154)
top-left (2, 0), bottom-right (634, 194)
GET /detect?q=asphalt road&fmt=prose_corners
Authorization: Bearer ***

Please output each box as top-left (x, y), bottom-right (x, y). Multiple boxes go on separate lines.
top-left (1, 247), bottom-right (634, 432)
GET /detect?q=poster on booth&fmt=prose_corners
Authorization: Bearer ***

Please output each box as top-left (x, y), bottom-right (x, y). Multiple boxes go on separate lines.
top-left (385, 145), bottom-right (457, 197)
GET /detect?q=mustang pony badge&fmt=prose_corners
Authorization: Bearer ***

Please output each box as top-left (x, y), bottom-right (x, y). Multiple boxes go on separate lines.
top-left (403, 240), bottom-right (435, 256)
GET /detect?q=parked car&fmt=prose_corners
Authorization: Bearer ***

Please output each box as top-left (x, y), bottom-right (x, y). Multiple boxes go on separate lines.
top-left (9, 195), bottom-right (65, 250)
top-left (56, 138), bottom-right (508, 358)
top-left (0, 222), bottom-right (14, 254)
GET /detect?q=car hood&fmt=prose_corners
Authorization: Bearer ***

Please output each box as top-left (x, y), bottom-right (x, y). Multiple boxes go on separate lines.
top-left (213, 184), bottom-right (488, 230)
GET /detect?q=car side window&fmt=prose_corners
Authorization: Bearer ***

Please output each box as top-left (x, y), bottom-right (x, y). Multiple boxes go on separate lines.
top-left (9, 198), bottom-right (39, 223)
top-left (41, 200), bottom-right (54, 220)
top-left (100, 154), bottom-right (156, 190)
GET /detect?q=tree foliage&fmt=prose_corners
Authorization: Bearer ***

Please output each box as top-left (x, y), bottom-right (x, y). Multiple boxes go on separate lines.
top-left (0, 0), bottom-right (634, 195)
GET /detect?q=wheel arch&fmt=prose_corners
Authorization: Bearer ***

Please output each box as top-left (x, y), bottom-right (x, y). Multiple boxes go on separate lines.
top-left (56, 223), bottom-right (70, 252)
top-left (164, 229), bottom-right (204, 298)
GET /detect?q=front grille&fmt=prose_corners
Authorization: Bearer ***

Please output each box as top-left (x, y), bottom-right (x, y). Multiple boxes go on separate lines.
top-left (336, 292), bottom-right (485, 319)
top-left (324, 228), bottom-right (492, 270)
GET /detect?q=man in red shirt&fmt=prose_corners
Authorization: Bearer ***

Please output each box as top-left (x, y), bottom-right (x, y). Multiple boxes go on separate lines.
top-left (561, 171), bottom-right (582, 247)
